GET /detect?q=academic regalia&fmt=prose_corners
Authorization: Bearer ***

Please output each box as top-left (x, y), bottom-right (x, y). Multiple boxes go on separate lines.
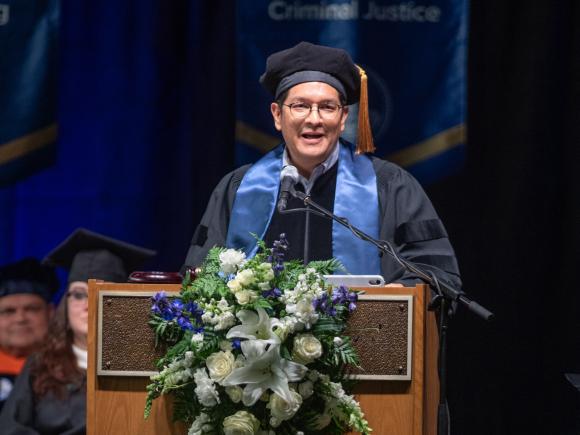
top-left (0, 258), bottom-right (59, 411)
top-left (0, 229), bottom-right (156, 433)
top-left (0, 358), bottom-right (85, 435)
top-left (184, 41), bottom-right (461, 287)
top-left (0, 350), bottom-right (25, 412)
top-left (183, 142), bottom-right (461, 288)
top-left (43, 228), bottom-right (157, 283)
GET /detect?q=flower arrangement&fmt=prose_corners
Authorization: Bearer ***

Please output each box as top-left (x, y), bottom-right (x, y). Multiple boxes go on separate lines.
top-left (145, 235), bottom-right (372, 435)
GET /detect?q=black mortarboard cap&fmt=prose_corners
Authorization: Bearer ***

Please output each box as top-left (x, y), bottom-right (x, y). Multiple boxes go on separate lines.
top-left (260, 41), bottom-right (360, 105)
top-left (43, 228), bottom-right (156, 283)
top-left (260, 41), bottom-right (375, 154)
top-left (0, 258), bottom-right (59, 302)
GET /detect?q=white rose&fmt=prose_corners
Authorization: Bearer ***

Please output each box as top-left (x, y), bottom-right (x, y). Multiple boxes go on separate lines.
top-left (298, 380), bottom-right (314, 399)
top-left (206, 351), bottom-right (235, 383)
top-left (227, 279), bottom-right (242, 293)
top-left (225, 385), bottom-right (243, 403)
top-left (267, 390), bottom-right (302, 423)
top-left (219, 249), bottom-right (246, 274)
top-left (292, 334), bottom-right (323, 364)
top-left (223, 411), bottom-right (260, 435)
top-left (237, 269), bottom-right (255, 286)
top-left (235, 290), bottom-right (257, 305)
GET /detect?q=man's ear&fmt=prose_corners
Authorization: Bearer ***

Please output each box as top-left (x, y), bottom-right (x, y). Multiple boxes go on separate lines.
top-left (271, 102), bottom-right (282, 131)
top-left (340, 105), bottom-right (349, 133)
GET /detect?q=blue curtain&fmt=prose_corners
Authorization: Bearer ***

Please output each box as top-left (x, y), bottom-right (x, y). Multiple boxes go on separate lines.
top-left (0, 1), bottom-right (235, 274)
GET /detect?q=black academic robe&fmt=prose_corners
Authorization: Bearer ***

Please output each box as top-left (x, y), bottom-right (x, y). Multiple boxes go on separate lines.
top-left (0, 359), bottom-right (86, 435)
top-left (0, 373), bottom-right (16, 412)
top-left (184, 154), bottom-right (462, 288)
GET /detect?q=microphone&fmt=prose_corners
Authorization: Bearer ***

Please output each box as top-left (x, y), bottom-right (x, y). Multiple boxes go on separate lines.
top-left (277, 165), bottom-right (299, 212)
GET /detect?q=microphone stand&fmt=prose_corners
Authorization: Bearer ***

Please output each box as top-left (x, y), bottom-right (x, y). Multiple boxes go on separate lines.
top-left (303, 203), bottom-right (311, 265)
top-left (287, 187), bottom-right (494, 435)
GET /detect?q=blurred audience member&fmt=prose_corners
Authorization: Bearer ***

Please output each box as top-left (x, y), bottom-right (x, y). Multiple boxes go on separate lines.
top-left (0, 259), bottom-right (58, 410)
top-left (0, 228), bottom-right (155, 434)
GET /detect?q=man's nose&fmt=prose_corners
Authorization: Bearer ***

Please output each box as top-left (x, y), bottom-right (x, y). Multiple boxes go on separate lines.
top-left (305, 106), bottom-right (322, 123)
top-left (14, 309), bottom-right (28, 322)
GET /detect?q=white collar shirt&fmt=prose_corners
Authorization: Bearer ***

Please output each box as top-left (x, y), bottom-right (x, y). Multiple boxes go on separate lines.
top-left (282, 143), bottom-right (340, 194)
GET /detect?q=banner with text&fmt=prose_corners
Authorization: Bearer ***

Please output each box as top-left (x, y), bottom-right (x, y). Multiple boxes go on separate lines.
top-left (0, 0), bottom-right (59, 187)
top-left (236, 0), bottom-right (467, 184)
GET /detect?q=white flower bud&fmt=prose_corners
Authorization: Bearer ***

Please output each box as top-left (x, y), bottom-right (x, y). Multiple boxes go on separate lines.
top-left (298, 380), bottom-right (314, 399)
top-left (225, 386), bottom-right (243, 403)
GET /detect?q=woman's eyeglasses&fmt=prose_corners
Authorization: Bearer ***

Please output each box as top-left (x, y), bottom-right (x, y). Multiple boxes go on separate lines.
top-left (67, 290), bottom-right (88, 303)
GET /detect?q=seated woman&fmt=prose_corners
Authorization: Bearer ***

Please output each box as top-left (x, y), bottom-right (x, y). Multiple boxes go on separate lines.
top-left (0, 228), bottom-right (155, 434)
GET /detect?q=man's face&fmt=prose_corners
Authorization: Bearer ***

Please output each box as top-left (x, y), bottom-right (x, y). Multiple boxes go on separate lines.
top-left (271, 82), bottom-right (349, 176)
top-left (0, 294), bottom-right (52, 357)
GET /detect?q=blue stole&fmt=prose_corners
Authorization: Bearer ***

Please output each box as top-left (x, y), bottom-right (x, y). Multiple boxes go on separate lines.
top-left (225, 141), bottom-right (381, 275)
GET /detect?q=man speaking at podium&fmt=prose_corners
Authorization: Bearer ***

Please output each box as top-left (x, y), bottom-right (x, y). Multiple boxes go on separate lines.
top-left (184, 41), bottom-right (461, 288)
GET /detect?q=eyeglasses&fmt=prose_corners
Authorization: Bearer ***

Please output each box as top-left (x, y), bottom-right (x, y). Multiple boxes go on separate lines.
top-left (67, 290), bottom-right (88, 304)
top-left (282, 102), bottom-right (343, 120)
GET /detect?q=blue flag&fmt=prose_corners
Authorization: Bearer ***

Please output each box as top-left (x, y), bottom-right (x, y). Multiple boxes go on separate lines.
top-left (0, 0), bottom-right (59, 187)
top-left (235, 0), bottom-right (467, 184)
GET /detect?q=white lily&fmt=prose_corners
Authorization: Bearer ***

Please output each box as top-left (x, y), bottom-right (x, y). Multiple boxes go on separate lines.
top-left (226, 307), bottom-right (281, 344)
top-left (222, 340), bottom-right (307, 406)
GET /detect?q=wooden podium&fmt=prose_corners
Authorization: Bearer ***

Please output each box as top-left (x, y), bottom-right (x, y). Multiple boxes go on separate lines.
top-left (87, 281), bottom-right (438, 435)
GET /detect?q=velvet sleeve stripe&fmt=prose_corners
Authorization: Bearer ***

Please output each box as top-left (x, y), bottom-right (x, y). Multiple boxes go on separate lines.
top-left (410, 255), bottom-right (460, 274)
top-left (394, 218), bottom-right (448, 245)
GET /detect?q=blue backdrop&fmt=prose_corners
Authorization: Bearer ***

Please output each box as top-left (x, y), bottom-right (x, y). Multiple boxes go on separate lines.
top-left (235, 0), bottom-right (467, 184)
top-left (0, 0), bottom-right (466, 276)
top-left (0, 1), bottom-right (235, 278)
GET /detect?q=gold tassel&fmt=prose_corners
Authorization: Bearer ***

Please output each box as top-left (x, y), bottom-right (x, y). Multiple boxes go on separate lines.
top-left (355, 65), bottom-right (376, 154)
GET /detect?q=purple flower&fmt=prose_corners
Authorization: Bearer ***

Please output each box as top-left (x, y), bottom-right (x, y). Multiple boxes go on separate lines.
top-left (151, 292), bottom-right (207, 331)
top-left (269, 234), bottom-right (289, 275)
top-left (151, 292), bottom-right (176, 321)
top-left (184, 301), bottom-right (204, 323)
top-left (313, 285), bottom-right (358, 315)
top-left (261, 287), bottom-right (282, 299)
top-left (177, 316), bottom-right (193, 330)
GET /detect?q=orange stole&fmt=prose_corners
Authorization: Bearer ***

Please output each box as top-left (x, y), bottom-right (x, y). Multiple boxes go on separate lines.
top-left (0, 349), bottom-right (26, 375)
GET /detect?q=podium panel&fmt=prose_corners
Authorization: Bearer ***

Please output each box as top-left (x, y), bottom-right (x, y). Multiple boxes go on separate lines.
top-left (87, 281), bottom-right (438, 434)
